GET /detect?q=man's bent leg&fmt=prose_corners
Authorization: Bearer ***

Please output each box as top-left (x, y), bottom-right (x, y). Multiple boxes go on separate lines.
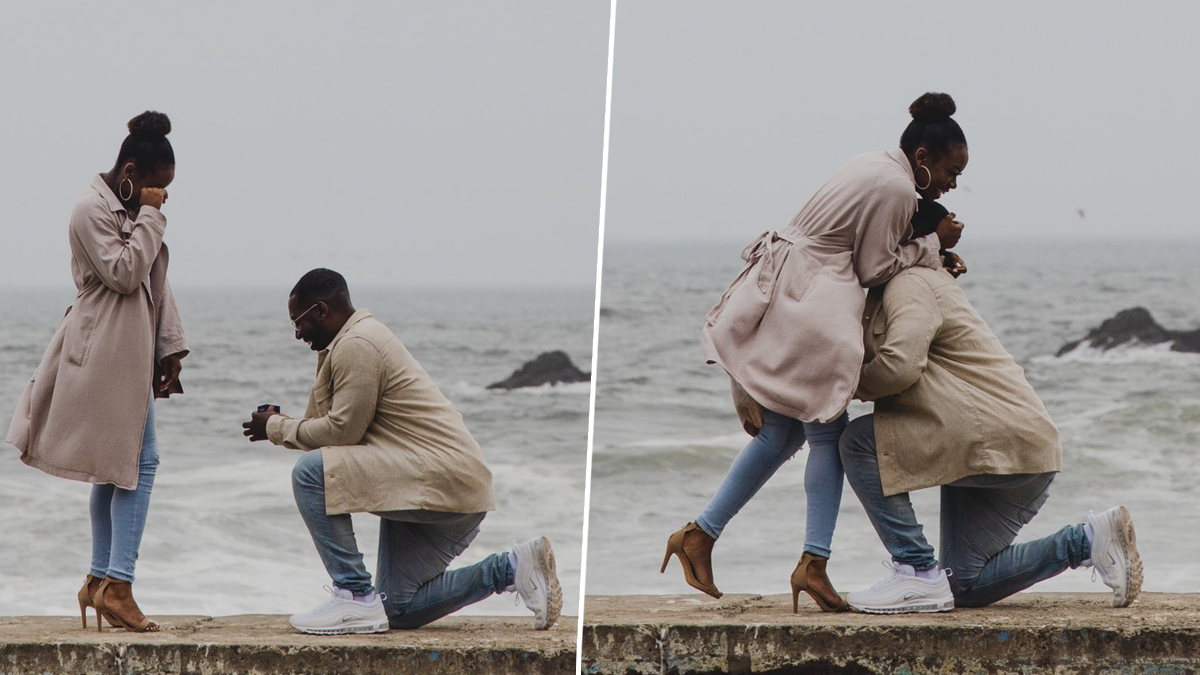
top-left (375, 511), bottom-right (512, 629)
top-left (839, 414), bottom-right (937, 570)
top-left (940, 472), bottom-right (1088, 607)
top-left (291, 451), bottom-right (374, 594)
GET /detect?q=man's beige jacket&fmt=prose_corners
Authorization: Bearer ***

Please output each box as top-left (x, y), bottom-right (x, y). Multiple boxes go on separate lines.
top-left (268, 310), bottom-right (495, 515)
top-left (858, 266), bottom-right (1062, 497)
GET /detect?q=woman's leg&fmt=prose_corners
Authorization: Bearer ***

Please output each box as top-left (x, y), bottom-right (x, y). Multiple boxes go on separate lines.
top-left (696, 410), bottom-right (809, 539)
top-left (801, 412), bottom-right (849, 557)
top-left (105, 403), bottom-right (159, 582)
top-left (89, 484), bottom-right (115, 578)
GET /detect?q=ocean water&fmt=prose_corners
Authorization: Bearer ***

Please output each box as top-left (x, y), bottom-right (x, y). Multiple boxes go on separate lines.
top-left (587, 238), bottom-right (1200, 601)
top-left (0, 285), bottom-right (593, 619)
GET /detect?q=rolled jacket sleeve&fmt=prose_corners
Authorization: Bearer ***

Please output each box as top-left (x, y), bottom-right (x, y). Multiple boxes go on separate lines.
top-left (154, 274), bottom-right (189, 362)
top-left (853, 181), bottom-right (941, 289)
top-left (856, 274), bottom-right (943, 401)
top-left (268, 337), bottom-right (384, 450)
top-left (71, 201), bottom-right (166, 295)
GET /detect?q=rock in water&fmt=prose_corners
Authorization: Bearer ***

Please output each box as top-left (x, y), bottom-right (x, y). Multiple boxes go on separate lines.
top-left (1057, 307), bottom-right (1200, 356)
top-left (487, 351), bottom-right (591, 390)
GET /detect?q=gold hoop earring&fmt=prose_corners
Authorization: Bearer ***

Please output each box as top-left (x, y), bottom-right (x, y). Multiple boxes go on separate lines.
top-left (119, 178), bottom-right (134, 201)
top-left (915, 165), bottom-right (932, 191)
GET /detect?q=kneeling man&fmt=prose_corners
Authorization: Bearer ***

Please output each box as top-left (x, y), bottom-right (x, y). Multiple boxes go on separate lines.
top-left (841, 205), bottom-right (1142, 614)
top-left (244, 269), bottom-right (561, 632)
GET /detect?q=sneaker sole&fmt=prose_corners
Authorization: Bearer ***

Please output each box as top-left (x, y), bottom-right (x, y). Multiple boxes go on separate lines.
top-left (850, 598), bottom-right (955, 615)
top-left (536, 537), bottom-right (563, 630)
top-left (290, 620), bottom-right (390, 635)
top-left (1113, 506), bottom-right (1143, 608)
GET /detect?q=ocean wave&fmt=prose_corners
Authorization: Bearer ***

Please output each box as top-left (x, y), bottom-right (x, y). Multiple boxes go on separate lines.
top-left (1038, 342), bottom-right (1200, 365)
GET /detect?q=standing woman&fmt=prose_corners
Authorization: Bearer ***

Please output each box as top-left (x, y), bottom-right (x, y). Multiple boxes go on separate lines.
top-left (661, 93), bottom-right (969, 612)
top-left (6, 111), bottom-right (187, 632)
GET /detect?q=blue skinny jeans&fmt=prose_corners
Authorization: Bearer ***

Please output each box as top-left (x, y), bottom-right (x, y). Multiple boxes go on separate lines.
top-left (697, 408), bottom-right (848, 557)
top-left (291, 450), bottom-right (514, 629)
top-left (90, 401), bottom-right (159, 582)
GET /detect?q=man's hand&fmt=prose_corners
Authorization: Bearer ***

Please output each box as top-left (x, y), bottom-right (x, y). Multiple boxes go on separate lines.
top-left (730, 377), bottom-right (764, 437)
top-left (943, 251), bottom-right (968, 278)
top-left (243, 410), bottom-right (280, 442)
top-left (935, 212), bottom-right (964, 250)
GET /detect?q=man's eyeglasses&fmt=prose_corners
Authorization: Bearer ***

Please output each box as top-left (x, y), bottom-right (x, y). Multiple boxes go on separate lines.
top-left (290, 302), bottom-right (321, 330)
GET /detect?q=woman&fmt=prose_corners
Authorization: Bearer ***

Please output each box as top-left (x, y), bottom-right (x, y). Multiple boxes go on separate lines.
top-left (6, 111), bottom-right (187, 632)
top-left (661, 93), bottom-right (968, 612)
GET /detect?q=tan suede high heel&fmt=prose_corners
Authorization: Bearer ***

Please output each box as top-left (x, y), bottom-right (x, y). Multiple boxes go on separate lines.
top-left (93, 578), bottom-right (159, 633)
top-left (660, 522), bottom-right (723, 599)
top-left (77, 575), bottom-right (98, 629)
top-left (790, 552), bottom-right (849, 613)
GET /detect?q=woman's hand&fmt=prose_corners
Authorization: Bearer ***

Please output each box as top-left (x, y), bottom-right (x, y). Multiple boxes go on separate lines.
top-left (141, 187), bottom-right (168, 210)
top-left (157, 352), bottom-right (184, 395)
top-left (730, 377), bottom-right (764, 437)
top-left (935, 213), bottom-right (964, 249)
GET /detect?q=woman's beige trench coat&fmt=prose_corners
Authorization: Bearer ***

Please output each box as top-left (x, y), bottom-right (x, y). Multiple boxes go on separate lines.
top-left (702, 148), bottom-right (941, 424)
top-left (6, 175), bottom-right (188, 489)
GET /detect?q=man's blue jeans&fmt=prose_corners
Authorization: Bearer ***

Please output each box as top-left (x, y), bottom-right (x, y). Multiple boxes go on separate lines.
top-left (291, 450), bottom-right (514, 629)
top-left (697, 409), bottom-right (848, 557)
top-left (839, 414), bottom-right (1090, 607)
top-left (90, 402), bottom-right (159, 582)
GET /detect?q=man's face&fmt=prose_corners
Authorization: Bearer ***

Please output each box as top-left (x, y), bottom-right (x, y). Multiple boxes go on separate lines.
top-left (288, 295), bottom-right (333, 351)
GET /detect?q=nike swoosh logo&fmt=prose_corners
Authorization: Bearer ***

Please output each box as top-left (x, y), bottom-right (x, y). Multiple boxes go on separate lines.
top-left (902, 593), bottom-right (921, 601)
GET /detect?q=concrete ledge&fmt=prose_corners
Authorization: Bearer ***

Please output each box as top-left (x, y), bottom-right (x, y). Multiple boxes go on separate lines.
top-left (582, 593), bottom-right (1200, 675)
top-left (0, 614), bottom-right (577, 675)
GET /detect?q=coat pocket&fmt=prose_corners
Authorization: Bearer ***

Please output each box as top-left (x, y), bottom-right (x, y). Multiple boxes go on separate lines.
top-left (65, 313), bottom-right (98, 367)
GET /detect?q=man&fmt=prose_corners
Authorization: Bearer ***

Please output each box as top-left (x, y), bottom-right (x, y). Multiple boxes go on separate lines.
top-left (839, 206), bottom-right (1142, 614)
top-left (243, 269), bottom-right (562, 633)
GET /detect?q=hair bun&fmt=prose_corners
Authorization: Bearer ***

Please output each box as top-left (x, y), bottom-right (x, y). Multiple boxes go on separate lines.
top-left (909, 92), bottom-right (956, 123)
top-left (127, 111), bottom-right (171, 138)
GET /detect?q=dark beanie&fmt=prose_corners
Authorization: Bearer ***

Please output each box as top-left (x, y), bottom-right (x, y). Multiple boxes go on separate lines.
top-left (911, 198), bottom-right (949, 238)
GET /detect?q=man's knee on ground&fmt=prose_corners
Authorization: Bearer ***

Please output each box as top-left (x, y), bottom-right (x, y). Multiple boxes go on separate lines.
top-left (947, 573), bottom-right (992, 608)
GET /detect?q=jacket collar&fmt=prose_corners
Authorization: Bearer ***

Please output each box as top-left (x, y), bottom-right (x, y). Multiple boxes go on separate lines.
top-left (320, 309), bottom-right (374, 355)
top-left (885, 148), bottom-right (917, 186)
top-left (91, 174), bottom-right (127, 213)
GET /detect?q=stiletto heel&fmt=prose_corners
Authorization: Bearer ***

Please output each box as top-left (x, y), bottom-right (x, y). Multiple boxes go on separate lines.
top-left (789, 552), bottom-right (848, 613)
top-left (77, 574), bottom-right (99, 630)
top-left (661, 522), bottom-right (723, 599)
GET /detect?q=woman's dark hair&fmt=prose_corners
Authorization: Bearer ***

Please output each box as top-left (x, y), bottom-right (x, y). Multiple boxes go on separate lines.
top-left (899, 92), bottom-right (966, 160)
top-left (113, 111), bottom-right (174, 174)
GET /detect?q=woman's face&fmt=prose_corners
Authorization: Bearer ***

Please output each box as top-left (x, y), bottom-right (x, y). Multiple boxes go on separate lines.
top-left (915, 144), bottom-right (968, 201)
top-left (122, 162), bottom-right (175, 204)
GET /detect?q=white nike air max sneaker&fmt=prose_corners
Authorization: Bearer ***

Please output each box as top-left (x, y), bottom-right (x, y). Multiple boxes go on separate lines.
top-left (288, 586), bottom-right (390, 635)
top-left (512, 536), bottom-right (563, 630)
top-left (1088, 505), bottom-right (1143, 607)
top-left (846, 561), bottom-right (955, 614)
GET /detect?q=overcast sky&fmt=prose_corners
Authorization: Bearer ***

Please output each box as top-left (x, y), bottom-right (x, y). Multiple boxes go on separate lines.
top-left (605, 2), bottom-right (1200, 242)
top-left (0, 2), bottom-right (609, 289)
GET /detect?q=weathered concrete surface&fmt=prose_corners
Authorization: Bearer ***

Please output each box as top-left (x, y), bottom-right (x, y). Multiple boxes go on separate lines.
top-left (0, 614), bottom-right (577, 675)
top-left (582, 593), bottom-right (1200, 675)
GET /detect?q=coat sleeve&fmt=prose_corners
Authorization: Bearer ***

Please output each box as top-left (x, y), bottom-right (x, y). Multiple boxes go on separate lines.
top-left (267, 337), bottom-right (384, 450)
top-left (70, 200), bottom-right (166, 295)
top-left (852, 179), bottom-right (940, 289)
top-left (154, 274), bottom-right (189, 362)
top-left (855, 273), bottom-right (943, 401)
